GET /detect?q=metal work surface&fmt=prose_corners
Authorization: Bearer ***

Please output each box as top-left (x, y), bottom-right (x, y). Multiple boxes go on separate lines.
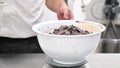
top-left (0, 54), bottom-right (119, 68)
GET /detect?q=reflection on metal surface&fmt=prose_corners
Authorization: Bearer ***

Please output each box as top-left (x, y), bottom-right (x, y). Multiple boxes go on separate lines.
top-left (42, 63), bottom-right (90, 68)
top-left (41, 57), bottom-right (90, 68)
top-left (42, 59), bottom-right (90, 68)
top-left (99, 39), bottom-right (120, 53)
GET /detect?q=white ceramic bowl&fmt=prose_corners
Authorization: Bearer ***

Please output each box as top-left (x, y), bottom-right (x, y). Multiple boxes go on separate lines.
top-left (32, 20), bottom-right (105, 64)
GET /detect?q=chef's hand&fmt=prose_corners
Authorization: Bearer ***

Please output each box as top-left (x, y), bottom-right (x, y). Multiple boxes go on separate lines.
top-left (57, 5), bottom-right (74, 20)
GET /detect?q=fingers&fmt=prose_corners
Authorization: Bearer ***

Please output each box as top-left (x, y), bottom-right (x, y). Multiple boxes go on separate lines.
top-left (63, 9), bottom-right (69, 19)
top-left (57, 10), bottom-right (63, 20)
top-left (68, 10), bottom-right (74, 20)
top-left (57, 9), bottom-right (74, 20)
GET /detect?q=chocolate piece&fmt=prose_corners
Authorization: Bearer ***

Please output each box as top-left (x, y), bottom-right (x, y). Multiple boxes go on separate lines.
top-left (50, 25), bottom-right (90, 35)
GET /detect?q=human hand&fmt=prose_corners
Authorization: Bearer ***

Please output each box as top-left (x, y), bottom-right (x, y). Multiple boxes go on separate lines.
top-left (57, 5), bottom-right (74, 20)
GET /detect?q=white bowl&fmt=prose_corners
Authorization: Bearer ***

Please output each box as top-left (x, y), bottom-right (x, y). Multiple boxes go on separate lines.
top-left (32, 20), bottom-right (105, 64)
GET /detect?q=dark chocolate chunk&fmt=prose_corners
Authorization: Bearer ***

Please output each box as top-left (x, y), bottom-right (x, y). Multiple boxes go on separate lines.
top-left (50, 25), bottom-right (90, 35)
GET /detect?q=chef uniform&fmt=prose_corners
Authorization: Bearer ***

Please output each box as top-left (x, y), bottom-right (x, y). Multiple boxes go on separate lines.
top-left (0, 0), bottom-right (46, 53)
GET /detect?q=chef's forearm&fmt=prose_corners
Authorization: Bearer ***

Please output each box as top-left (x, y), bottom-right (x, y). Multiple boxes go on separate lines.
top-left (45, 0), bottom-right (67, 12)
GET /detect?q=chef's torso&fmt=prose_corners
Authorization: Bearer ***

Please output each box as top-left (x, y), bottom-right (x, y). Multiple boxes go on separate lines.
top-left (0, 0), bottom-right (45, 38)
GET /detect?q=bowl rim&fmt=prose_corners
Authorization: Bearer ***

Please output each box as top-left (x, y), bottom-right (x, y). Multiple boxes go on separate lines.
top-left (32, 20), bottom-right (106, 38)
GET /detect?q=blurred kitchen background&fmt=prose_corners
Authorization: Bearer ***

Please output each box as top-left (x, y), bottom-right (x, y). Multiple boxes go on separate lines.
top-left (44, 0), bottom-right (120, 53)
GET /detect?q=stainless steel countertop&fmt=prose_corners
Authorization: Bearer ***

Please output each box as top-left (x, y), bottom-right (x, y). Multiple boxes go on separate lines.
top-left (0, 54), bottom-right (119, 68)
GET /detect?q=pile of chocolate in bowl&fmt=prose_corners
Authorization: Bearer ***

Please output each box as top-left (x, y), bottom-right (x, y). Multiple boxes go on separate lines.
top-left (50, 25), bottom-right (91, 35)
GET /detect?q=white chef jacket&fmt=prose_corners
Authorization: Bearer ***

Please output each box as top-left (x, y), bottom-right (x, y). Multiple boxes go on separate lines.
top-left (0, 0), bottom-right (45, 38)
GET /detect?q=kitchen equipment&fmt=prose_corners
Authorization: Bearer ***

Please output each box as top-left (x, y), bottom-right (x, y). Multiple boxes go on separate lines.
top-left (32, 20), bottom-right (105, 66)
top-left (100, 0), bottom-right (120, 53)
top-left (69, 0), bottom-right (120, 53)
top-left (72, 0), bottom-right (92, 20)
